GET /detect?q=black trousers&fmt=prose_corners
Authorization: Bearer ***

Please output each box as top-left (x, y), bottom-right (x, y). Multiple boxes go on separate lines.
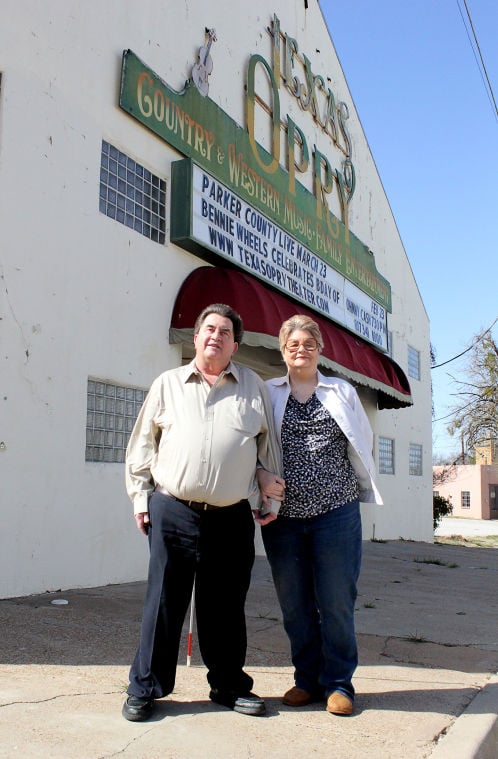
top-left (128, 491), bottom-right (255, 699)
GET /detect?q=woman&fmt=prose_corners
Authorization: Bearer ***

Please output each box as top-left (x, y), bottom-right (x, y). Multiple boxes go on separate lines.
top-left (260, 314), bottom-right (382, 716)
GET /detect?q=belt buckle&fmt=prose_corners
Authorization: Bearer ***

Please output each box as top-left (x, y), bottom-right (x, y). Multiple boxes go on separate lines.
top-left (188, 500), bottom-right (209, 512)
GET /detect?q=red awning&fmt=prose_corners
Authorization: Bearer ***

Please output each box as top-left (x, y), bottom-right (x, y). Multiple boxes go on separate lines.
top-left (170, 266), bottom-right (412, 409)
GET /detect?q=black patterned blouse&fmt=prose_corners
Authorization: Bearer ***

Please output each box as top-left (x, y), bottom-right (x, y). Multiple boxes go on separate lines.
top-left (280, 392), bottom-right (360, 518)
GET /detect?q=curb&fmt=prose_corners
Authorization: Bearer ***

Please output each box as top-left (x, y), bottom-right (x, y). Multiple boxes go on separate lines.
top-left (430, 674), bottom-right (498, 759)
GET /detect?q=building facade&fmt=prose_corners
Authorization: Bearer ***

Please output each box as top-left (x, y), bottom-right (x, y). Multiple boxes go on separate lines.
top-left (475, 440), bottom-right (498, 465)
top-left (434, 465), bottom-right (498, 520)
top-left (1, 1), bottom-right (432, 597)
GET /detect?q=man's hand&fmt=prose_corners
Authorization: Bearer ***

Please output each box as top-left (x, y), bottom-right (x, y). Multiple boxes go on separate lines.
top-left (134, 512), bottom-right (150, 535)
top-left (252, 508), bottom-right (278, 526)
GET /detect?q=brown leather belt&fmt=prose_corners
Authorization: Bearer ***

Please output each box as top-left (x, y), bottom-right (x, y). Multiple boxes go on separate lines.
top-left (155, 485), bottom-right (239, 512)
top-left (177, 498), bottom-right (220, 512)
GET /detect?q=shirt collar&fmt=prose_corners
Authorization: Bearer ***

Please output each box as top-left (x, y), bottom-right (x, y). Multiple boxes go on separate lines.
top-left (275, 369), bottom-right (327, 387)
top-left (182, 358), bottom-right (239, 383)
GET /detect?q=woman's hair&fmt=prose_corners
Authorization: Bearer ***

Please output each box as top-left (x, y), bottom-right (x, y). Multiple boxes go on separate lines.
top-left (194, 303), bottom-right (244, 344)
top-left (279, 314), bottom-right (324, 355)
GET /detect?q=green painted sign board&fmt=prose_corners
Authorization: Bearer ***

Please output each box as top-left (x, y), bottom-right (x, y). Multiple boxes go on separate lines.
top-left (119, 49), bottom-right (391, 312)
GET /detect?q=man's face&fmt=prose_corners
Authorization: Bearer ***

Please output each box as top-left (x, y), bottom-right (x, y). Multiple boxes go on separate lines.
top-left (194, 313), bottom-right (238, 369)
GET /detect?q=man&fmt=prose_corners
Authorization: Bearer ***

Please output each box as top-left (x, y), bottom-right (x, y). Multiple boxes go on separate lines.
top-left (122, 303), bottom-right (283, 721)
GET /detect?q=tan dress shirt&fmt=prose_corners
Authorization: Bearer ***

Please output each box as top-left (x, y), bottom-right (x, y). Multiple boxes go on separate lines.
top-left (125, 359), bottom-right (281, 514)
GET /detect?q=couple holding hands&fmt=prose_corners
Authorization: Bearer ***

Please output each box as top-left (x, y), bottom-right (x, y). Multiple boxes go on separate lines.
top-left (123, 303), bottom-right (381, 722)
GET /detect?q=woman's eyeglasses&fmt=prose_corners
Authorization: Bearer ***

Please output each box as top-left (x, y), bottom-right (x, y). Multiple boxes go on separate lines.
top-left (285, 339), bottom-right (318, 353)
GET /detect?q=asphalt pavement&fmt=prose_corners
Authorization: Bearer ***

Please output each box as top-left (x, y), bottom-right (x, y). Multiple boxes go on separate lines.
top-left (0, 526), bottom-right (497, 758)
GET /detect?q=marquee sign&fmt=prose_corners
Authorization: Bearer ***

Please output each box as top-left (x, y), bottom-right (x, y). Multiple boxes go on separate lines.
top-left (171, 160), bottom-right (387, 349)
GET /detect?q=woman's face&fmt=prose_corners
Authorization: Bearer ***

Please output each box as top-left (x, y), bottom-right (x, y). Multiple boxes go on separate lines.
top-left (283, 329), bottom-right (319, 371)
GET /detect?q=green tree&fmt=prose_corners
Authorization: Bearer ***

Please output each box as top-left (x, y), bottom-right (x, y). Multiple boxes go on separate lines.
top-left (432, 465), bottom-right (455, 529)
top-left (433, 493), bottom-right (453, 530)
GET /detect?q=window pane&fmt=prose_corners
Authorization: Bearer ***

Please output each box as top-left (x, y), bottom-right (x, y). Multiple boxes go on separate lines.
top-left (409, 444), bottom-right (423, 476)
top-left (378, 437), bottom-right (394, 475)
top-left (99, 140), bottom-right (166, 244)
top-left (408, 346), bottom-right (421, 380)
top-left (85, 378), bottom-right (147, 463)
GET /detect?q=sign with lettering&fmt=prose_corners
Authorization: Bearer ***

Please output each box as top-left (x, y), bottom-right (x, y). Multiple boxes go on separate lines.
top-left (120, 47), bottom-right (392, 317)
top-left (171, 160), bottom-right (387, 350)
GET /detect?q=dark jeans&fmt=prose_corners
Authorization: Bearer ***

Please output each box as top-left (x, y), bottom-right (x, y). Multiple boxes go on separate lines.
top-left (128, 492), bottom-right (255, 699)
top-left (262, 499), bottom-right (362, 701)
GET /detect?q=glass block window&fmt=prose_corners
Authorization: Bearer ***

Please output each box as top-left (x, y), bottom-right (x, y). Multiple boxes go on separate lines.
top-left (409, 443), bottom-right (423, 476)
top-left (86, 379), bottom-right (147, 463)
top-left (461, 491), bottom-right (471, 509)
top-left (99, 140), bottom-right (166, 243)
top-left (408, 345), bottom-right (421, 380)
top-left (378, 437), bottom-right (395, 475)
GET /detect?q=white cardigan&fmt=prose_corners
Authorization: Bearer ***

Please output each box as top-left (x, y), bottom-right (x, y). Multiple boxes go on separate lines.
top-left (266, 371), bottom-right (383, 505)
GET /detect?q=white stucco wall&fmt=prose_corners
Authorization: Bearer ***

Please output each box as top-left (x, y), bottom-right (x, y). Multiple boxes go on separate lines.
top-left (0, 0), bottom-right (432, 597)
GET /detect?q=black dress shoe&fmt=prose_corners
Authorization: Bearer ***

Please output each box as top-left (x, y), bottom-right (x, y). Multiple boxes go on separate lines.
top-left (122, 695), bottom-right (155, 722)
top-left (209, 689), bottom-right (266, 716)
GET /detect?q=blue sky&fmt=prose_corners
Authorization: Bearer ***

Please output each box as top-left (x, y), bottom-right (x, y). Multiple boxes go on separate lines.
top-left (320, 0), bottom-right (498, 459)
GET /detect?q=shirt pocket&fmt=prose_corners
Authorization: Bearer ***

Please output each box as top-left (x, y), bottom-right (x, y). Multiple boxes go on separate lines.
top-left (225, 397), bottom-right (263, 437)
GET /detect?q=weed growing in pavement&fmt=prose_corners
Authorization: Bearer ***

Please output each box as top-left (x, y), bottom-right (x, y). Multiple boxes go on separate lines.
top-left (435, 535), bottom-right (498, 549)
top-left (406, 632), bottom-right (428, 644)
top-left (414, 557), bottom-right (458, 568)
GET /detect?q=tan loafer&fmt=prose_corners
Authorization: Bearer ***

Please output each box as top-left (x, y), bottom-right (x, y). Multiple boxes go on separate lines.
top-left (326, 691), bottom-right (353, 715)
top-left (282, 686), bottom-right (313, 707)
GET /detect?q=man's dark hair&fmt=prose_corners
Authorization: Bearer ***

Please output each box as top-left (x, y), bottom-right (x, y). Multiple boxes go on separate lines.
top-left (194, 304), bottom-right (244, 344)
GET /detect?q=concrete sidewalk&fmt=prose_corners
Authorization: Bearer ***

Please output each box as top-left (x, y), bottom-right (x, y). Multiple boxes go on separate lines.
top-left (0, 539), bottom-right (497, 758)
top-left (435, 516), bottom-right (498, 537)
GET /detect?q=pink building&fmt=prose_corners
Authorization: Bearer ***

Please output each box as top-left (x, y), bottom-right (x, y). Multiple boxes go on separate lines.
top-left (433, 464), bottom-right (498, 520)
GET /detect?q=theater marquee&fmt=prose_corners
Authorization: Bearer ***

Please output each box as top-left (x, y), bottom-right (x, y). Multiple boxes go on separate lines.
top-left (171, 160), bottom-right (387, 349)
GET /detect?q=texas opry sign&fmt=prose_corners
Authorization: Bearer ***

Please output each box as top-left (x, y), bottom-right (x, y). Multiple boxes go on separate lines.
top-left (120, 15), bottom-right (390, 350)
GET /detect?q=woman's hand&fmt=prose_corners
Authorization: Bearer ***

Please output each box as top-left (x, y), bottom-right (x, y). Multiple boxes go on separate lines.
top-left (257, 469), bottom-right (286, 499)
top-left (254, 469), bottom-right (285, 525)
